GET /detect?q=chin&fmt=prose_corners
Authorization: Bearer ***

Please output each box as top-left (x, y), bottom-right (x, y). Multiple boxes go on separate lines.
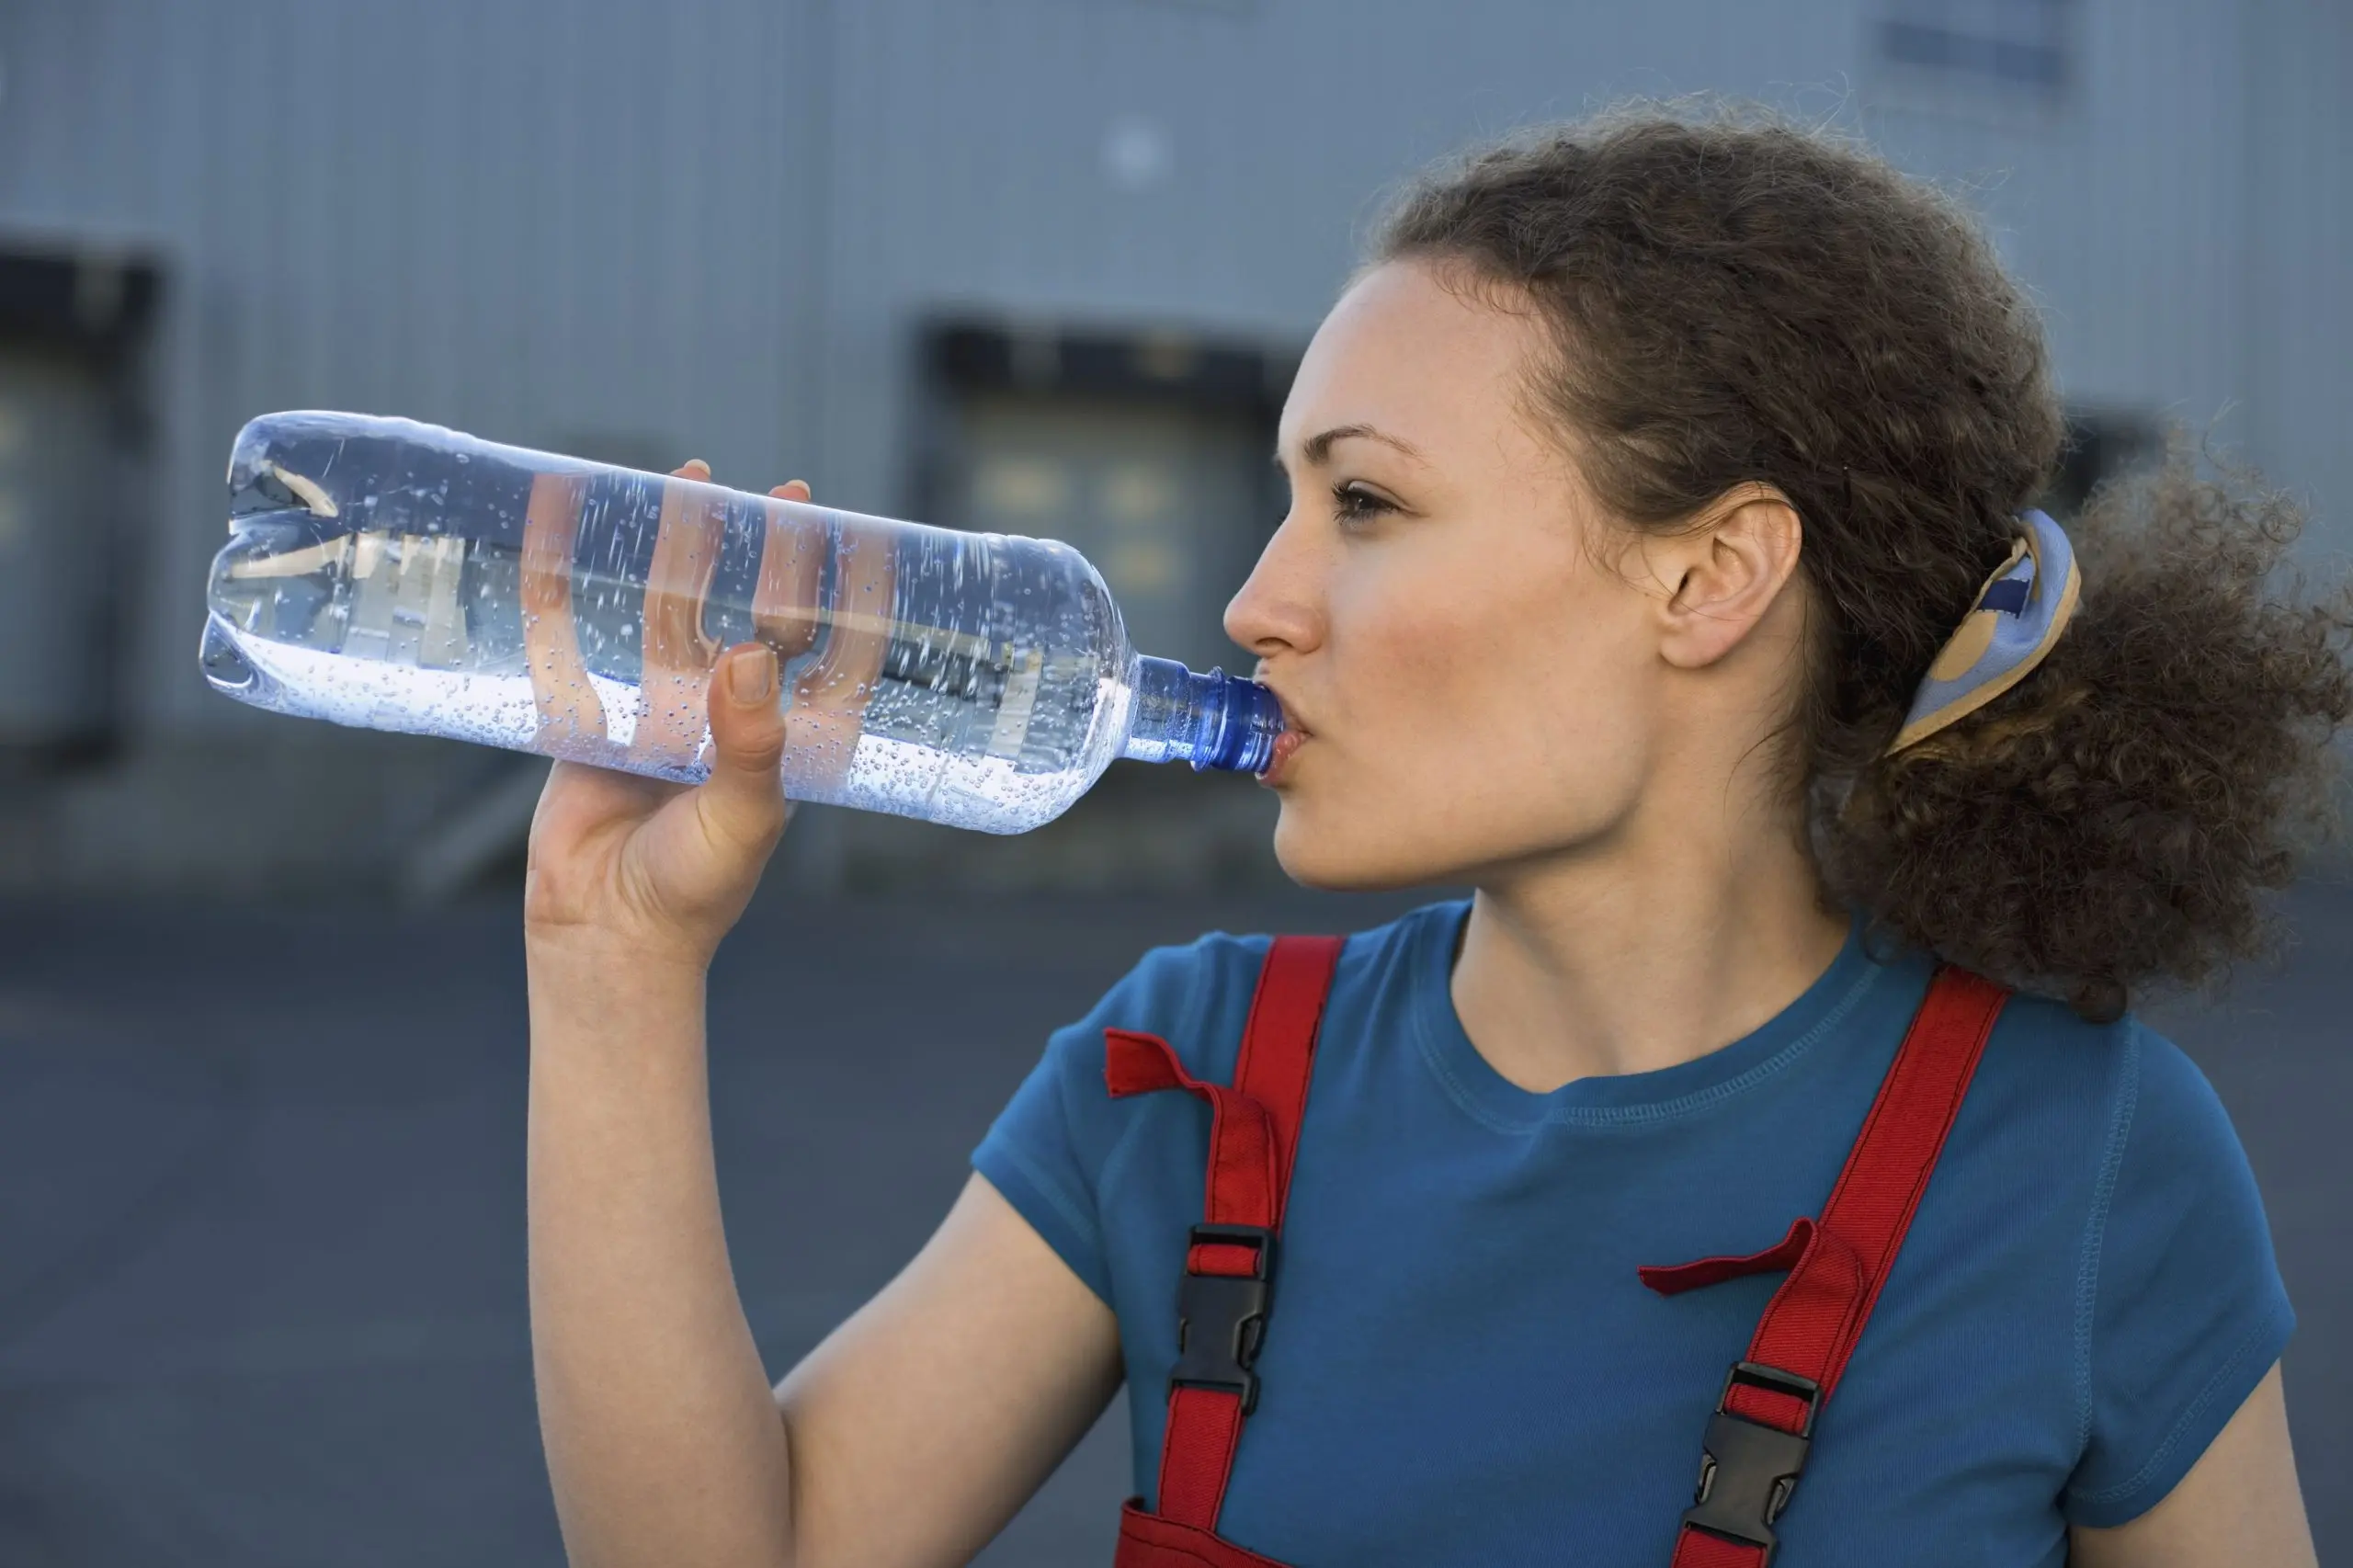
top-left (1268, 800), bottom-right (1463, 893)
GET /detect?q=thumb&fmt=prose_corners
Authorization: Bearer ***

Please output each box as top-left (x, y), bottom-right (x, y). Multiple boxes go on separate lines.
top-left (699, 642), bottom-right (790, 854)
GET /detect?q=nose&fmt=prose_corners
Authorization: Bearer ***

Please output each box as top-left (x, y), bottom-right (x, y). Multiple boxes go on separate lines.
top-left (1223, 513), bottom-right (1325, 665)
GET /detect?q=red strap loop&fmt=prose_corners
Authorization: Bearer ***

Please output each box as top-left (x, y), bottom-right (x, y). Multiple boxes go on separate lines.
top-left (1108, 1029), bottom-right (1283, 1233)
top-left (1639, 1216), bottom-right (1819, 1297)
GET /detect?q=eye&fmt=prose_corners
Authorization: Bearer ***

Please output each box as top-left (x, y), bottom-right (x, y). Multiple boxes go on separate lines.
top-left (1331, 481), bottom-right (1397, 528)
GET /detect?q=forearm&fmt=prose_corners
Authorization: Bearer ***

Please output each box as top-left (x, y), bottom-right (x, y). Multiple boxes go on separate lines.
top-left (527, 938), bottom-right (793, 1568)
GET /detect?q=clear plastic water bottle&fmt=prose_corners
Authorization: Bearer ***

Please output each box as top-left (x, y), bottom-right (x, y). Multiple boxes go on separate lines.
top-left (200, 412), bottom-right (1283, 834)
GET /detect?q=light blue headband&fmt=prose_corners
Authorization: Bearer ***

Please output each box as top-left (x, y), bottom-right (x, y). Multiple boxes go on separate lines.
top-left (1888, 507), bottom-right (2082, 754)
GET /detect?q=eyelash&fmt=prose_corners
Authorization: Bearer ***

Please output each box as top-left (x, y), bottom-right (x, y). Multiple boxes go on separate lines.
top-left (1331, 482), bottom-right (1396, 528)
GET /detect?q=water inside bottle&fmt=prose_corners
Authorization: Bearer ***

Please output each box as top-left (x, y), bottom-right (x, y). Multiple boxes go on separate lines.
top-left (203, 415), bottom-right (1137, 833)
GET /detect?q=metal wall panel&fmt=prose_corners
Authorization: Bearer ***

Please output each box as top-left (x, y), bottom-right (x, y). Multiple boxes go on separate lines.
top-left (0, 0), bottom-right (2346, 750)
top-left (1862, 0), bottom-right (2247, 440)
top-left (813, 0), bottom-right (1868, 518)
top-left (2244, 0), bottom-right (2353, 553)
top-left (0, 0), bottom-right (831, 732)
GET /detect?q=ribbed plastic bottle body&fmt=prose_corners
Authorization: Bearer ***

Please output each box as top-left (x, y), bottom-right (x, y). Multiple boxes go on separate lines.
top-left (201, 412), bottom-right (1146, 833)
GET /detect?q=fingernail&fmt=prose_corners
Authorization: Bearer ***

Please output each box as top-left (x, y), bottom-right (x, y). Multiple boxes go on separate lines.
top-left (730, 646), bottom-right (776, 704)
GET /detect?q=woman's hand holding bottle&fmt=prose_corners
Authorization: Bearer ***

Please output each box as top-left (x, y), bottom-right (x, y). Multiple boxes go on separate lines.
top-left (522, 464), bottom-right (810, 972)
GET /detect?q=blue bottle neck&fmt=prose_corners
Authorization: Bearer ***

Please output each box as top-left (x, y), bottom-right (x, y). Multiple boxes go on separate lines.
top-left (1122, 655), bottom-right (1283, 773)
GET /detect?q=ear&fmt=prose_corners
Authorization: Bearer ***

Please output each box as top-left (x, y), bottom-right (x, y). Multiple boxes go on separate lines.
top-left (1645, 483), bottom-right (1806, 671)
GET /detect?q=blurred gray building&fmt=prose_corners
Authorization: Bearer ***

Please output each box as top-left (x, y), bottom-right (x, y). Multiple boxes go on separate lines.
top-left (0, 0), bottom-right (2346, 897)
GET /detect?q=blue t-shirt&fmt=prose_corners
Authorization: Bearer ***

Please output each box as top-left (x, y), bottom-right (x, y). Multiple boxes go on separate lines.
top-left (972, 902), bottom-right (2294, 1566)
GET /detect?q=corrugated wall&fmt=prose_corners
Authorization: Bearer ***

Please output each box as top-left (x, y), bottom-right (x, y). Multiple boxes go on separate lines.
top-left (0, 0), bottom-right (831, 732)
top-left (2244, 0), bottom-right (2353, 553)
top-left (0, 0), bottom-right (2345, 749)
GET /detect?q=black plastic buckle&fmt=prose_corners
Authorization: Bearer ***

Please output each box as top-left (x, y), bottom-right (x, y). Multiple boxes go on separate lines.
top-left (1170, 1223), bottom-right (1276, 1415)
top-left (1681, 1360), bottom-right (1820, 1562)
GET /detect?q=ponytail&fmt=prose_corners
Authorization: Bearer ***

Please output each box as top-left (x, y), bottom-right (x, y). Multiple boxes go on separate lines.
top-left (1824, 449), bottom-right (2352, 1017)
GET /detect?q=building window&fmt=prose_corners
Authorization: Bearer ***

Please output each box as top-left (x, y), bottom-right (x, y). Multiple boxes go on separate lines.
top-left (916, 321), bottom-right (1292, 676)
top-left (0, 246), bottom-right (159, 762)
top-left (1870, 0), bottom-right (2079, 111)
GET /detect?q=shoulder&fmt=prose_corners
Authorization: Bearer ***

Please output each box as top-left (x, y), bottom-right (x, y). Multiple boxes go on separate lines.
top-left (1977, 984), bottom-right (2132, 1072)
top-left (1976, 989), bottom-right (2245, 1163)
top-left (1058, 927), bottom-right (1271, 1084)
top-left (1960, 987), bottom-right (2263, 1223)
top-left (1917, 985), bottom-right (2274, 1321)
top-left (2112, 1018), bottom-right (2249, 1165)
top-left (2091, 1014), bottom-right (2268, 1241)
top-left (970, 926), bottom-right (1276, 1301)
top-left (1048, 899), bottom-right (1462, 1086)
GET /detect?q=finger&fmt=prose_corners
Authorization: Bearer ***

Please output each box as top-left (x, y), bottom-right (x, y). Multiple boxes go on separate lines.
top-left (697, 642), bottom-right (790, 857)
top-left (674, 459), bottom-right (711, 481)
top-left (531, 756), bottom-right (680, 839)
top-left (769, 480), bottom-right (812, 502)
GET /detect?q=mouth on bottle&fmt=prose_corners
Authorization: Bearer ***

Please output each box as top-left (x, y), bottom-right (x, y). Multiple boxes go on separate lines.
top-left (1256, 727), bottom-right (1306, 785)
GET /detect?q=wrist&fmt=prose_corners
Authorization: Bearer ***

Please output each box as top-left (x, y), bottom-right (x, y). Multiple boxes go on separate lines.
top-left (520, 861), bottom-right (741, 980)
top-left (526, 924), bottom-right (713, 993)
top-left (526, 932), bottom-right (714, 1079)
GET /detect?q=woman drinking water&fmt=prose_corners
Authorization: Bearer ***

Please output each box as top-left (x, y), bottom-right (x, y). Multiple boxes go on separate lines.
top-left (520, 105), bottom-right (2333, 1566)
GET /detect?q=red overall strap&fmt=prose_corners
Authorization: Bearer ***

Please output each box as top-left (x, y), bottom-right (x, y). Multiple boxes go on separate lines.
top-left (1105, 934), bottom-right (1345, 1554)
top-left (1639, 966), bottom-right (2009, 1567)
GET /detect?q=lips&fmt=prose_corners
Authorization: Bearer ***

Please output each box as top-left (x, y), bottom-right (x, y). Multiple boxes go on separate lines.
top-left (1257, 690), bottom-right (1310, 785)
top-left (1259, 727), bottom-right (1306, 785)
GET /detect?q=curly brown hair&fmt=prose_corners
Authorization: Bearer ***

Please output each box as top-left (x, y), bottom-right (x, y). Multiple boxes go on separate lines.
top-left (1374, 103), bottom-right (2353, 1017)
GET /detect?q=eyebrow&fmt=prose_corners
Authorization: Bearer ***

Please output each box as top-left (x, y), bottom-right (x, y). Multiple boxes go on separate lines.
top-left (1282, 423), bottom-right (1427, 469)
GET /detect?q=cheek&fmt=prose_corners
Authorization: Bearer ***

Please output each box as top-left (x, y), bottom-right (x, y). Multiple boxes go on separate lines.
top-left (1350, 537), bottom-right (1651, 753)
top-left (1282, 535), bottom-right (1659, 881)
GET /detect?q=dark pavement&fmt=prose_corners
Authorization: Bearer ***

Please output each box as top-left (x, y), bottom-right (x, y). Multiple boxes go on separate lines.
top-left (0, 879), bottom-right (2346, 1565)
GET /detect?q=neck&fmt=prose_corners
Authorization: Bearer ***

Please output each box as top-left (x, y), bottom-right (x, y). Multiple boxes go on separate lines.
top-left (1450, 807), bottom-right (1849, 1095)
